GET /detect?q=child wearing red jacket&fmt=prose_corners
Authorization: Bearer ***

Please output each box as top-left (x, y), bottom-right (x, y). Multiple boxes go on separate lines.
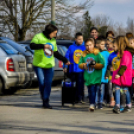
top-left (112, 36), bottom-right (132, 114)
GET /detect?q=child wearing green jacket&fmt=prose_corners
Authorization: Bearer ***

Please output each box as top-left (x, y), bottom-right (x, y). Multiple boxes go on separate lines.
top-left (79, 38), bottom-right (104, 111)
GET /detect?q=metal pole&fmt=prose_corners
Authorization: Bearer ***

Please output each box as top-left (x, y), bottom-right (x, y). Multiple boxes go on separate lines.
top-left (51, 0), bottom-right (55, 25)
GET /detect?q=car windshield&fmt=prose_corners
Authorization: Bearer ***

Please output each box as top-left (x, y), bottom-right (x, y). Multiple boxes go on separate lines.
top-left (0, 37), bottom-right (32, 56)
top-left (0, 43), bottom-right (19, 55)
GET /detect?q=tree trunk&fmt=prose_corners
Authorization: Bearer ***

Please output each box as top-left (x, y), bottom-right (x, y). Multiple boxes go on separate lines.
top-left (18, 28), bottom-right (26, 41)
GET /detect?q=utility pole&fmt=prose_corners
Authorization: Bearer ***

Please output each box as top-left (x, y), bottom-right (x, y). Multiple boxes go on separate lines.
top-left (51, 0), bottom-right (56, 25)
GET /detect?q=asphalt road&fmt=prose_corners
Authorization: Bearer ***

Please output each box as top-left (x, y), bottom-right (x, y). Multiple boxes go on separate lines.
top-left (0, 83), bottom-right (134, 134)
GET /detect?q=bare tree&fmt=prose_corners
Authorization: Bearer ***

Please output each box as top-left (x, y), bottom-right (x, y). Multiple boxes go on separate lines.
top-left (55, 0), bottom-right (94, 38)
top-left (92, 14), bottom-right (113, 28)
top-left (126, 17), bottom-right (134, 35)
top-left (0, 0), bottom-right (93, 41)
top-left (115, 22), bottom-right (126, 35)
top-left (0, 0), bottom-right (52, 41)
top-left (91, 14), bottom-right (128, 37)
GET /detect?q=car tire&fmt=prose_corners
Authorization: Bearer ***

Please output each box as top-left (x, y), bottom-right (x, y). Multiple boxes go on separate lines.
top-left (21, 80), bottom-right (32, 89)
top-left (0, 78), bottom-right (4, 95)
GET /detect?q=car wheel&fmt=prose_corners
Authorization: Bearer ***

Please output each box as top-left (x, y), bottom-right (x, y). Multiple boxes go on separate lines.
top-left (22, 80), bottom-right (32, 89)
top-left (0, 78), bottom-right (4, 95)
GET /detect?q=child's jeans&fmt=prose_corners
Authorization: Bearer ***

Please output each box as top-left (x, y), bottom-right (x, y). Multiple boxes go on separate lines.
top-left (96, 83), bottom-right (105, 104)
top-left (70, 72), bottom-right (84, 101)
top-left (88, 84), bottom-right (100, 105)
top-left (128, 83), bottom-right (133, 100)
top-left (115, 85), bottom-right (131, 108)
top-left (109, 81), bottom-right (114, 98)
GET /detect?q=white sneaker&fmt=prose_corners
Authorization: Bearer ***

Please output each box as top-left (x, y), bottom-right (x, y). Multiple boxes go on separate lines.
top-left (89, 104), bottom-right (95, 112)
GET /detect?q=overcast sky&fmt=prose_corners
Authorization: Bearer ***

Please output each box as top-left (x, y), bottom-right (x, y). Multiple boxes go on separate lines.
top-left (70, 0), bottom-right (134, 27)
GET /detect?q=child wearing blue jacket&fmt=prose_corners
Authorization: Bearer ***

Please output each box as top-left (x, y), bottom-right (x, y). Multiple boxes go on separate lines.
top-left (95, 37), bottom-right (110, 109)
top-left (106, 51), bottom-right (117, 107)
top-left (63, 32), bottom-right (86, 103)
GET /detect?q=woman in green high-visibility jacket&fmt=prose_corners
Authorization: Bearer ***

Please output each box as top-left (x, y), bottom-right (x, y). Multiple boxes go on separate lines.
top-left (30, 24), bottom-right (70, 109)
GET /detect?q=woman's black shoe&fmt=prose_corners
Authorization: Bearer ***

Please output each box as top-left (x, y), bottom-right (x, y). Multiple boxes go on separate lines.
top-left (43, 104), bottom-right (52, 109)
top-left (43, 99), bottom-right (52, 109)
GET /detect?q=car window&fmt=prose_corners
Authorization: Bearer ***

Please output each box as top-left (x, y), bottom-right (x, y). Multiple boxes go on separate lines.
top-left (0, 47), bottom-right (7, 56)
top-left (60, 46), bottom-right (68, 53)
top-left (0, 43), bottom-right (19, 55)
top-left (57, 45), bottom-right (68, 56)
top-left (0, 37), bottom-right (32, 56)
top-left (57, 45), bottom-right (64, 56)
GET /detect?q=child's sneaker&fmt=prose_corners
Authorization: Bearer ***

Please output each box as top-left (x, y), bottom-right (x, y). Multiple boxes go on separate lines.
top-left (98, 103), bottom-right (103, 109)
top-left (95, 103), bottom-right (98, 109)
top-left (113, 106), bottom-right (120, 114)
top-left (89, 104), bottom-right (95, 112)
top-left (123, 106), bottom-right (132, 113)
top-left (120, 107), bottom-right (125, 113)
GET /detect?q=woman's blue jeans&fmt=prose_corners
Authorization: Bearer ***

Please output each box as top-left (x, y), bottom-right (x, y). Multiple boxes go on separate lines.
top-left (115, 85), bottom-right (131, 107)
top-left (34, 66), bottom-right (54, 100)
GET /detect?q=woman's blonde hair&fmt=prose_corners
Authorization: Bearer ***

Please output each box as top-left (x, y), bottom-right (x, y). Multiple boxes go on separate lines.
top-left (114, 36), bottom-right (129, 58)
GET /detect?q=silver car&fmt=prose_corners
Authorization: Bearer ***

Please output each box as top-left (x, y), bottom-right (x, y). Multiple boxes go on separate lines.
top-left (0, 37), bottom-right (34, 88)
top-left (0, 41), bottom-right (30, 94)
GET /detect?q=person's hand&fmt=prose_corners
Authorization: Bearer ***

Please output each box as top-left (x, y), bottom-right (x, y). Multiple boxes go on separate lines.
top-left (105, 77), bottom-right (108, 79)
top-left (65, 61), bottom-right (70, 65)
top-left (83, 63), bottom-right (88, 70)
top-left (90, 65), bottom-right (95, 68)
top-left (44, 44), bottom-right (51, 49)
top-left (110, 67), bottom-right (113, 72)
top-left (63, 68), bottom-right (67, 73)
top-left (115, 74), bottom-right (120, 79)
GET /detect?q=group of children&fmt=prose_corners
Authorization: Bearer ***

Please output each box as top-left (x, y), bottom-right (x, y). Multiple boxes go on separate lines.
top-left (63, 31), bottom-right (134, 113)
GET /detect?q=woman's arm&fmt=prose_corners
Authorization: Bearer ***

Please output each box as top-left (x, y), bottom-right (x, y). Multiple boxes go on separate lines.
top-left (63, 47), bottom-right (71, 68)
top-left (30, 43), bottom-right (44, 50)
top-left (54, 51), bottom-right (68, 63)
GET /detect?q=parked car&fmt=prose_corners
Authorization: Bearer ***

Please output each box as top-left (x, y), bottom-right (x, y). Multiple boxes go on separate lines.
top-left (0, 40), bottom-right (30, 94)
top-left (56, 40), bottom-right (74, 48)
top-left (0, 37), bottom-right (34, 88)
top-left (18, 39), bottom-right (74, 48)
